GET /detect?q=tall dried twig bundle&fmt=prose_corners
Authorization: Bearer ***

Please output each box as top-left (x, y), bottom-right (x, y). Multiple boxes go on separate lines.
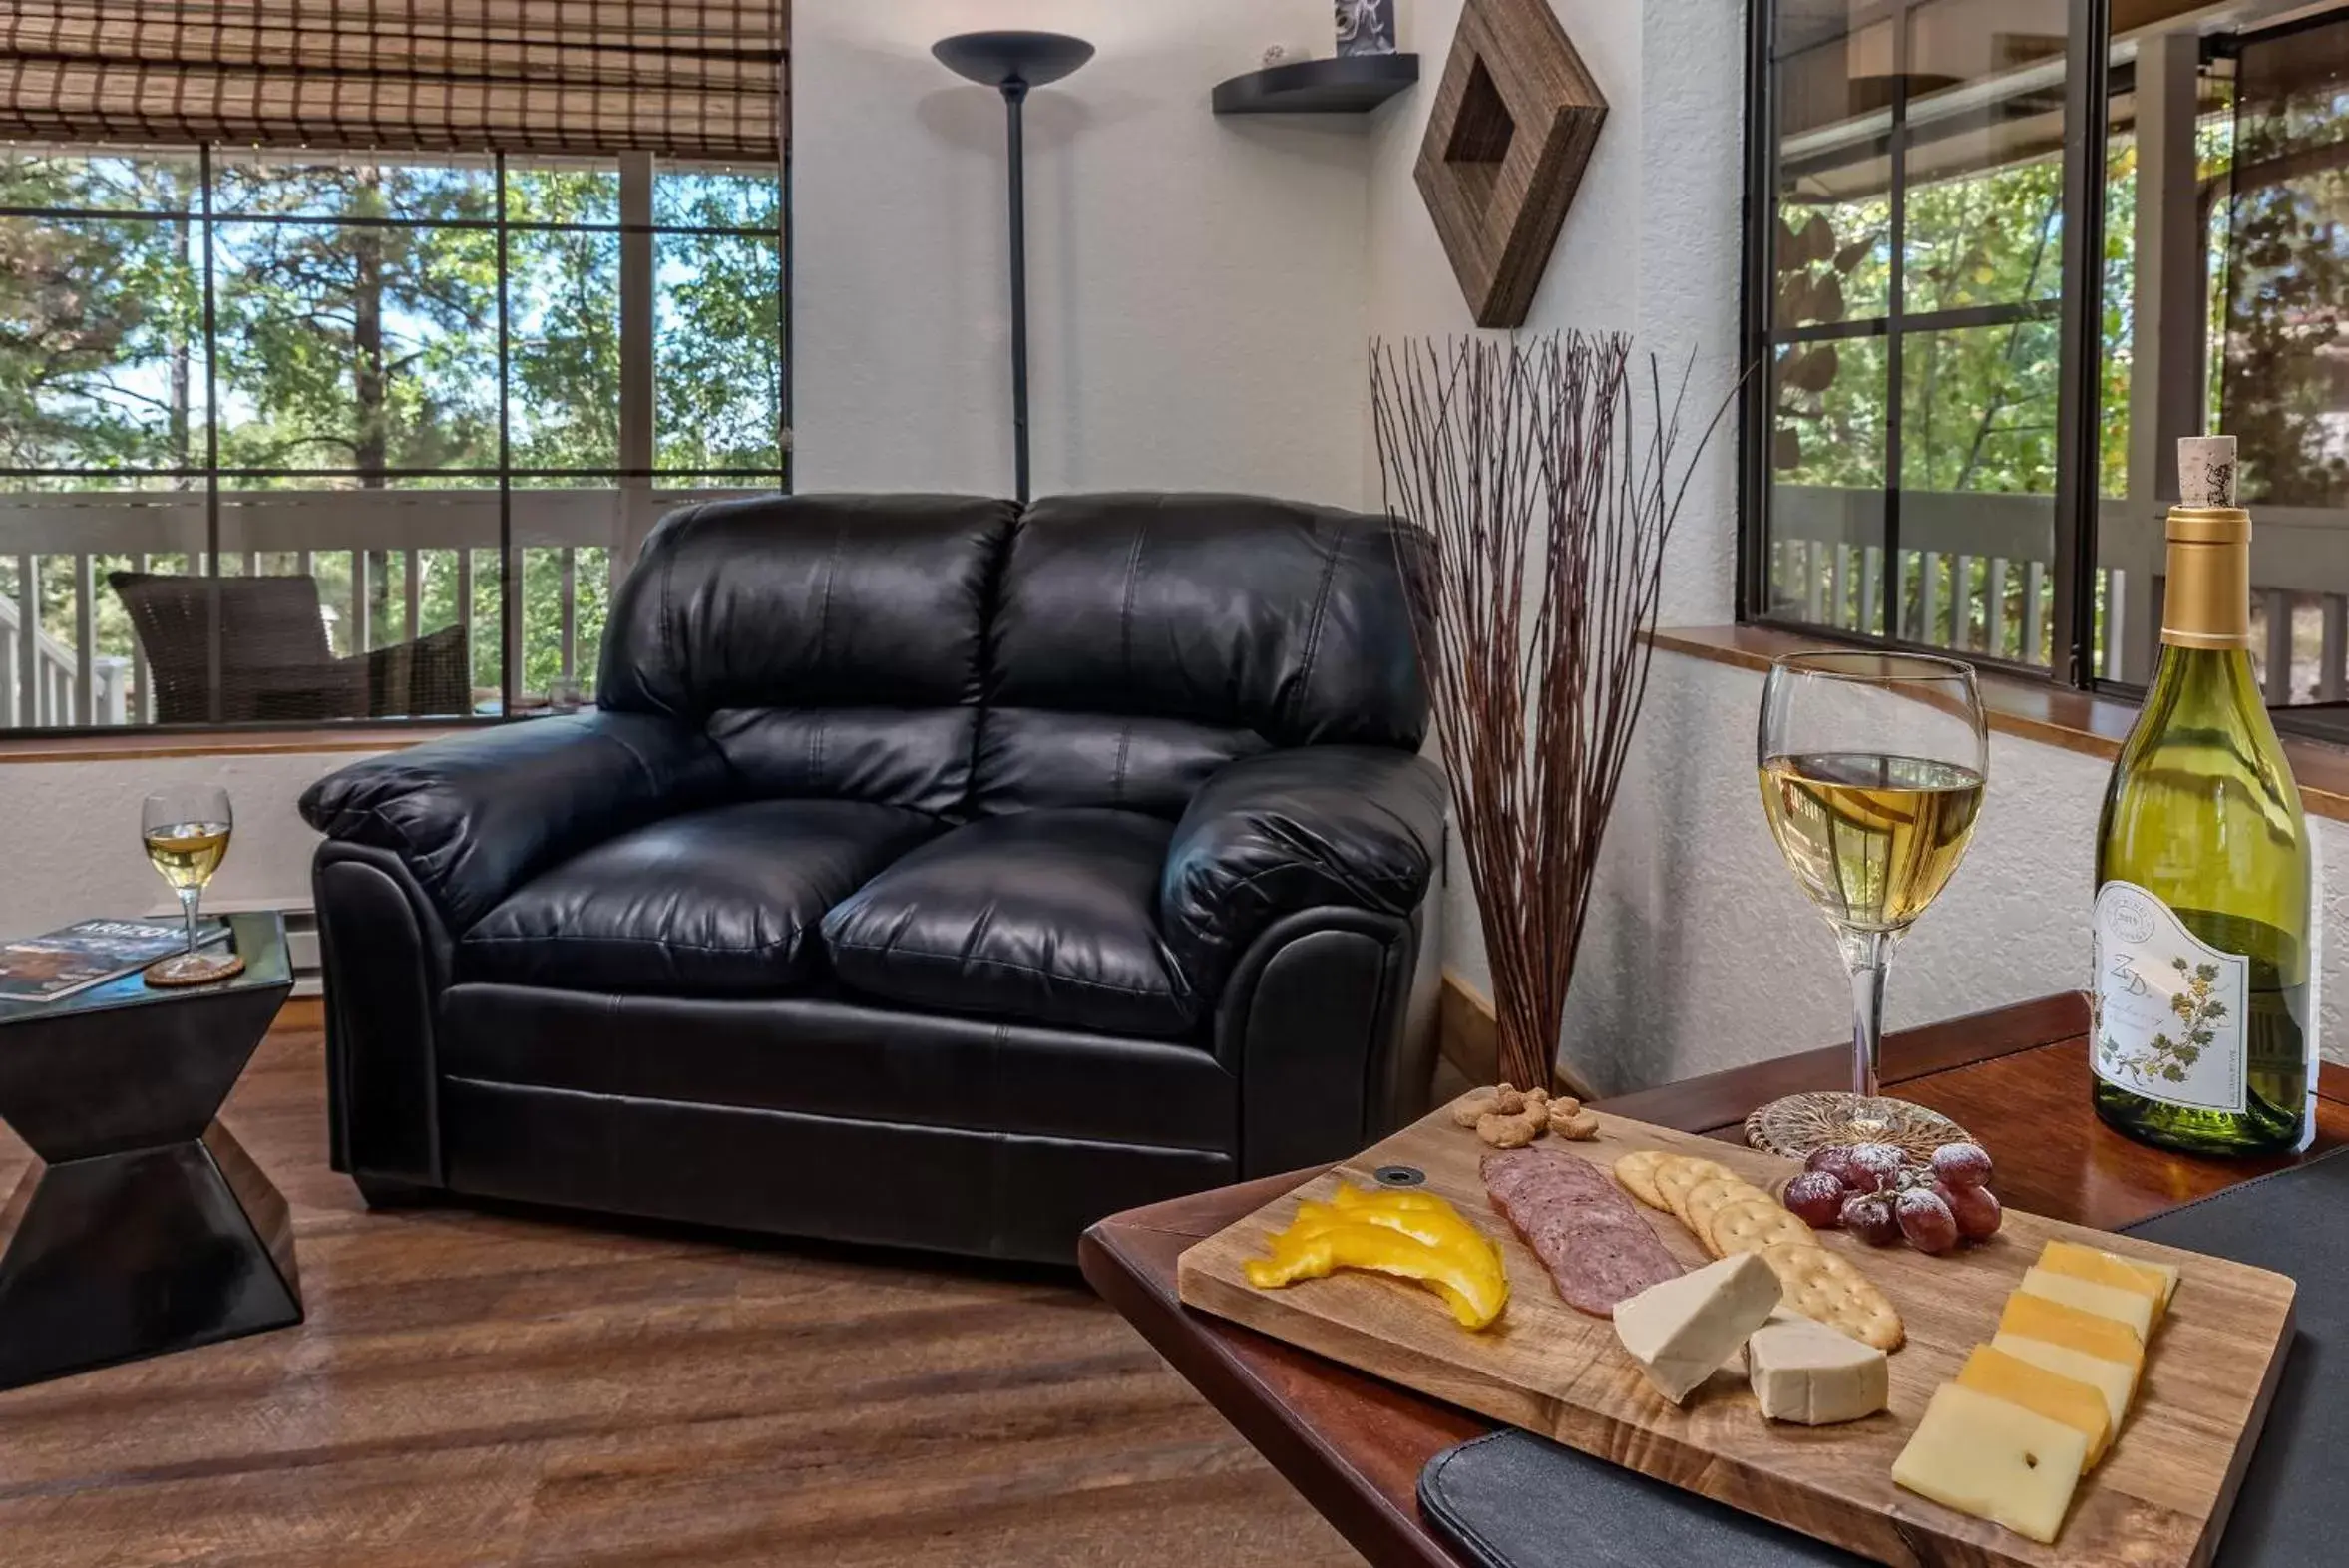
top-left (1371, 333), bottom-right (1727, 1090)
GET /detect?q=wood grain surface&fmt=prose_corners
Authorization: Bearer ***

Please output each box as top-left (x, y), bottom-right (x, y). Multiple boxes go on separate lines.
top-left (1175, 1101), bottom-right (2296, 1568)
top-left (0, 1021), bottom-right (1360, 1568)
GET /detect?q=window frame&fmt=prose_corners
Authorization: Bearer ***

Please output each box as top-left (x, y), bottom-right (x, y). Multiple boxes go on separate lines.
top-left (1737, 0), bottom-right (2122, 698)
top-left (0, 142), bottom-right (790, 736)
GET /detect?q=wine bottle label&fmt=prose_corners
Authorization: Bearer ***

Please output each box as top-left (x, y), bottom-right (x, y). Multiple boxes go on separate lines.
top-left (2091, 881), bottom-right (2249, 1114)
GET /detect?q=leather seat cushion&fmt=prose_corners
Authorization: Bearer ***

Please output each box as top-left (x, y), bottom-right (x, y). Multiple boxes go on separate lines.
top-left (821, 808), bottom-right (1199, 1038)
top-left (461, 799), bottom-right (942, 997)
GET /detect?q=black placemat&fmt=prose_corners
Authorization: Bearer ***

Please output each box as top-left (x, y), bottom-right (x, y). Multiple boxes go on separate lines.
top-left (1419, 1146), bottom-right (2347, 1568)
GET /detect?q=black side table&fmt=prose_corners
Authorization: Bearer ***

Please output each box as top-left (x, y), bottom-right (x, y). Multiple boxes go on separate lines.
top-left (0, 910), bottom-right (300, 1388)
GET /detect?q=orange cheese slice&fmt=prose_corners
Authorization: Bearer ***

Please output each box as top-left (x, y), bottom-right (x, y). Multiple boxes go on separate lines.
top-left (1957, 1344), bottom-right (2113, 1466)
top-left (2038, 1239), bottom-right (2174, 1324)
top-left (1998, 1291), bottom-right (2147, 1385)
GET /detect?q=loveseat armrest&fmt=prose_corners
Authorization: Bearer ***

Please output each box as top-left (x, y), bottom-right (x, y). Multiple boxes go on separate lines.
top-left (1159, 745), bottom-right (1444, 999)
top-left (298, 709), bottom-right (730, 930)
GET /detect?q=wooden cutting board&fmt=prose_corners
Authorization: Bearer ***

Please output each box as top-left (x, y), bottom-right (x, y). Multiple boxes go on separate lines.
top-left (1177, 1104), bottom-right (2296, 1568)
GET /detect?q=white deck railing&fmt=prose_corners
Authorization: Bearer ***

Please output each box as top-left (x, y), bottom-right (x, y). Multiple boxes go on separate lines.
top-left (1768, 485), bottom-right (2349, 701)
top-left (0, 487), bottom-right (764, 729)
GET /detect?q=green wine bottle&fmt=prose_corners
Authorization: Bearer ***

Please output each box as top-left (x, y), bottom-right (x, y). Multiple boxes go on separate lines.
top-left (2093, 436), bottom-right (2314, 1155)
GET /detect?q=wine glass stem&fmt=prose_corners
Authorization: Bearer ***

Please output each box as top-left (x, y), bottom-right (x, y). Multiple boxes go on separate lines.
top-left (1838, 928), bottom-right (1895, 1099)
top-left (180, 885), bottom-right (201, 957)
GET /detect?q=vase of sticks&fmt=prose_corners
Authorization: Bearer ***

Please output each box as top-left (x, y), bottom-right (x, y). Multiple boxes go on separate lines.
top-left (1371, 333), bottom-right (1729, 1092)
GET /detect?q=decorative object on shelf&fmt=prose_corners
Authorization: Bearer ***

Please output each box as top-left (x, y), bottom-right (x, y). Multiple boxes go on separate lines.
top-left (1371, 334), bottom-right (1733, 1093)
top-left (1261, 42), bottom-right (1308, 69)
top-left (1336, 0), bottom-right (1397, 56)
top-left (932, 30), bottom-right (1096, 505)
top-left (1211, 54), bottom-right (1420, 116)
top-left (1744, 1094), bottom-right (1975, 1165)
top-left (1414, 0), bottom-right (1607, 327)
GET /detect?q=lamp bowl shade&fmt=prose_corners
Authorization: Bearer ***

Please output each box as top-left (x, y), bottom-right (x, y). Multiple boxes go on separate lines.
top-left (933, 30), bottom-right (1095, 89)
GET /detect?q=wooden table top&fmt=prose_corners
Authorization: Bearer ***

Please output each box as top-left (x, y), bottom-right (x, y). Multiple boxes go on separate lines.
top-left (1078, 991), bottom-right (2349, 1568)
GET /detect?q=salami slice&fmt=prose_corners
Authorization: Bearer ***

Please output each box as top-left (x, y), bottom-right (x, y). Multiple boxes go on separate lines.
top-left (1481, 1147), bottom-right (1682, 1315)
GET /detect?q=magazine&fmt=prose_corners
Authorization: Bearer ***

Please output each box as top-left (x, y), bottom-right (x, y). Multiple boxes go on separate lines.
top-left (0, 917), bottom-right (232, 1002)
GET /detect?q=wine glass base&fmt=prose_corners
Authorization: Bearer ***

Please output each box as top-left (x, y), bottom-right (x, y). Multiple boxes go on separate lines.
top-left (143, 951), bottom-right (245, 988)
top-left (1745, 1091), bottom-right (1974, 1163)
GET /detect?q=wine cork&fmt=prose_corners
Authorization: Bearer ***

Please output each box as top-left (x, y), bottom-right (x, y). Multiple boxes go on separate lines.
top-left (2179, 435), bottom-right (2238, 509)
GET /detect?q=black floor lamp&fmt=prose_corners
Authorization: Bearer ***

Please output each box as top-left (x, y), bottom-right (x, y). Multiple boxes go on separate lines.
top-left (933, 30), bottom-right (1094, 505)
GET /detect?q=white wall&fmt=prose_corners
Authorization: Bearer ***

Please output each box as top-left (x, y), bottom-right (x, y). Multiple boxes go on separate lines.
top-left (791, 0), bottom-right (1376, 503)
top-left (0, 749), bottom-right (392, 937)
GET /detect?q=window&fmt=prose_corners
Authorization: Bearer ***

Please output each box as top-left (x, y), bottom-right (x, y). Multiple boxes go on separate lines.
top-left (1742, 2), bottom-right (2349, 735)
top-left (0, 146), bottom-right (787, 730)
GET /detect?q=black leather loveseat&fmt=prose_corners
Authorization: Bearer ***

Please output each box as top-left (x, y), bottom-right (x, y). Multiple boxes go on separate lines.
top-left (299, 492), bottom-right (1444, 1262)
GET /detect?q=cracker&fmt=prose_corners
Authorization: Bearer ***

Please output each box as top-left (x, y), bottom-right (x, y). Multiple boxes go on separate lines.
top-left (1613, 1150), bottom-right (1672, 1211)
top-left (1682, 1176), bottom-right (1768, 1255)
top-left (1655, 1156), bottom-right (1733, 1226)
top-left (1707, 1197), bottom-right (1821, 1259)
top-left (1757, 1239), bottom-right (1904, 1352)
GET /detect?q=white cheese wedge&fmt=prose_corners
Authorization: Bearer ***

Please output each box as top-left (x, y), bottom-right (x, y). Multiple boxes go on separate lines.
top-left (1990, 1332), bottom-right (2135, 1431)
top-left (2019, 1265), bottom-right (2155, 1342)
top-left (1892, 1382), bottom-right (2089, 1545)
top-left (1747, 1313), bottom-right (1889, 1425)
top-left (1612, 1252), bottom-right (1781, 1405)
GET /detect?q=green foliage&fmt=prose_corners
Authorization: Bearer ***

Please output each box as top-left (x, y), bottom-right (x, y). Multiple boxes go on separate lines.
top-left (0, 150), bottom-right (783, 713)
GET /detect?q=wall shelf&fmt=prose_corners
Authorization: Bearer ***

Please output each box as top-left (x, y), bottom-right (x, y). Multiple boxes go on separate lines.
top-left (1211, 54), bottom-right (1419, 116)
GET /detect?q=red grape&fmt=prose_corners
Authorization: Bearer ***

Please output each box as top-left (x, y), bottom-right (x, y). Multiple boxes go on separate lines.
top-left (1896, 1188), bottom-right (1960, 1255)
top-left (1804, 1145), bottom-right (1860, 1185)
top-left (1840, 1191), bottom-right (1901, 1246)
top-left (1844, 1143), bottom-right (1908, 1194)
top-left (1782, 1170), bottom-right (1848, 1228)
top-left (1938, 1180), bottom-right (2002, 1241)
top-left (1931, 1142), bottom-right (1994, 1190)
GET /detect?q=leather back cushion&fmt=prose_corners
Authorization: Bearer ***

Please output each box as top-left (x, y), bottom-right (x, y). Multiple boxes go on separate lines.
top-left (975, 494), bottom-right (1428, 816)
top-left (599, 493), bottom-right (1020, 815)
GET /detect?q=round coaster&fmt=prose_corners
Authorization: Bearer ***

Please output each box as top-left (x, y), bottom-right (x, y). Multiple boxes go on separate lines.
top-left (144, 951), bottom-right (245, 988)
top-left (1744, 1091), bottom-right (1972, 1164)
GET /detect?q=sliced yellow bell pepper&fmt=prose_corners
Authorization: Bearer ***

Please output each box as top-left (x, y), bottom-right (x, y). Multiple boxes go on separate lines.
top-left (1244, 1186), bottom-right (1508, 1330)
top-left (1328, 1184), bottom-right (1503, 1260)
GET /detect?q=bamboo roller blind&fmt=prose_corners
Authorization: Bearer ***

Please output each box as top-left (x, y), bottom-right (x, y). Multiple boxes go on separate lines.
top-left (0, 1), bottom-right (788, 159)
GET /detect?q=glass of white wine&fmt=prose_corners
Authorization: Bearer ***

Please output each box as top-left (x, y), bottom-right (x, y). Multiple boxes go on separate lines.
top-left (1756, 652), bottom-right (1988, 1143)
top-left (141, 785), bottom-right (240, 986)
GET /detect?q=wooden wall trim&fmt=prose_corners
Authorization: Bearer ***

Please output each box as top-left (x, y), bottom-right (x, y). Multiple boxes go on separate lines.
top-left (1436, 968), bottom-right (1598, 1100)
top-left (0, 725), bottom-right (460, 766)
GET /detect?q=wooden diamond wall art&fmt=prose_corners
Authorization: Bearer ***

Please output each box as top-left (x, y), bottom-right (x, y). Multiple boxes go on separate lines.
top-left (1413, 0), bottom-right (1609, 328)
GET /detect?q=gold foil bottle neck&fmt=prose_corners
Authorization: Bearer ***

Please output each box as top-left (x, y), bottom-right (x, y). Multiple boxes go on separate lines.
top-left (2160, 504), bottom-right (2254, 647)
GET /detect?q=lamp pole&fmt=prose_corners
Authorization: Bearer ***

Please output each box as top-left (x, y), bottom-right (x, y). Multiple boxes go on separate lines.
top-left (933, 31), bottom-right (1094, 505)
top-left (1003, 74), bottom-right (1032, 504)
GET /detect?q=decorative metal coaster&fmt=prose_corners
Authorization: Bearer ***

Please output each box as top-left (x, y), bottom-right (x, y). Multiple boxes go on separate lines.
top-left (1745, 1092), bottom-right (1973, 1164)
top-left (143, 952), bottom-right (245, 988)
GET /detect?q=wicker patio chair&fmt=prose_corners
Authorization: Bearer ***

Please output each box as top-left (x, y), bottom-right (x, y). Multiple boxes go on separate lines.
top-left (109, 572), bottom-right (472, 724)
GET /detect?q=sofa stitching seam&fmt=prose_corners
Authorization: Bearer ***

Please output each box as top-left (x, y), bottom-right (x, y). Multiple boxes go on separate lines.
top-left (1291, 521), bottom-right (1346, 732)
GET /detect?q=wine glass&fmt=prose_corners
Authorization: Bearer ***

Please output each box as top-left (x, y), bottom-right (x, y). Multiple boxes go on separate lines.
top-left (141, 786), bottom-right (240, 985)
top-left (1754, 652), bottom-right (1988, 1148)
